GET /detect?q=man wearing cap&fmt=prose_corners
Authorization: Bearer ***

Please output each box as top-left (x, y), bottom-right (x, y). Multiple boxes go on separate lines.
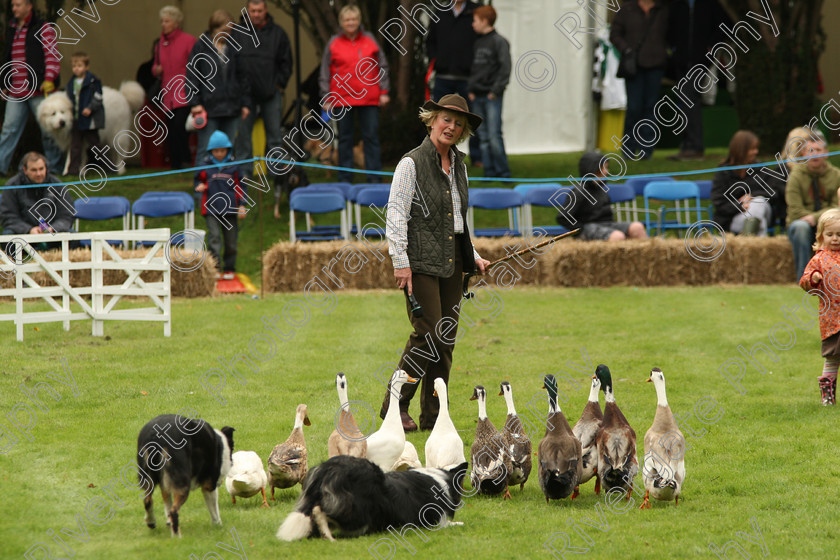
top-left (380, 93), bottom-right (490, 432)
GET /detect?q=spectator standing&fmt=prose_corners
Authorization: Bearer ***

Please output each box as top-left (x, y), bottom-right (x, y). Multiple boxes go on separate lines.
top-left (610, 0), bottom-right (669, 160)
top-left (468, 6), bottom-right (511, 179)
top-left (319, 4), bottom-right (390, 183)
top-left (555, 151), bottom-right (647, 241)
top-left (666, 0), bottom-right (729, 161)
top-left (235, 0), bottom-right (292, 179)
top-left (0, 0), bottom-right (63, 175)
top-left (0, 152), bottom-right (73, 235)
top-left (786, 132), bottom-right (840, 280)
top-left (711, 130), bottom-right (773, 236)
top-left (153, 5), bottom-right (196, 169)
top-left (188, 10), bottom-right (251, 163)
top-left (194, 131), bottom-right (247, 279)
top-left (65, 52), bottom-right (104, 176)
top-left (426, 0), bottom-right (482, 166)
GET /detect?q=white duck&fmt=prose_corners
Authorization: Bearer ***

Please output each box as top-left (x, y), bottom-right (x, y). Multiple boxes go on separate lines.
top-left (425, 378), bottom-right (466, 469)
top-left (328, 372), bottom-right (367, 458)
top-left (641, 367), bottom-right (686, 508)
top-left (367, 370), bottom-right (417, 472)
top-left (392, 441), bottom-right (423, 471)
top-left (225, 451), bottom-right (269, 507)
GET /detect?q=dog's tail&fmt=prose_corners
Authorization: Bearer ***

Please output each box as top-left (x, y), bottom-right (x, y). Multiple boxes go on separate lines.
top-left (119, 81), bottom-right (146, 113)
top-left (276, 512), bottom-right (313, 541)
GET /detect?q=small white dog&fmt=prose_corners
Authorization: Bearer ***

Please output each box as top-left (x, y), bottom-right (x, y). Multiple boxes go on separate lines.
top-left (37, 81), bottom-right (146, 175)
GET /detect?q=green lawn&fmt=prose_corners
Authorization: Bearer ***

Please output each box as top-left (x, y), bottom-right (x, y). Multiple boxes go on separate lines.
top-left (1, 285), bottom-right (835, 559)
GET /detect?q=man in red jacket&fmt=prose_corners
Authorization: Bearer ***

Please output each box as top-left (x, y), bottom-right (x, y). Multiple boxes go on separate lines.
top-left (319, 4), bottom-right (390, 184)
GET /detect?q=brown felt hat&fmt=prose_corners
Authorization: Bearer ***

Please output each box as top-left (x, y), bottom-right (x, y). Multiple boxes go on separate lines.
top-left (422, 94), bottom-right (483, 130)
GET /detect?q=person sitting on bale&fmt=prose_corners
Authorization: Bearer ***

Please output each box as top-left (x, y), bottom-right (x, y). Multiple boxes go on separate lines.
top-left (0, 151), bottom-right (74, 235)
top-left (786, 130), bottom-right (840, 281)
top-left (555, 151), bottom-right (647, 241)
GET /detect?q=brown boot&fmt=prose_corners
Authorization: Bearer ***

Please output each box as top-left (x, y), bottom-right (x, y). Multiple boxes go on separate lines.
top-left (400, 411), bottom-right (418, 432)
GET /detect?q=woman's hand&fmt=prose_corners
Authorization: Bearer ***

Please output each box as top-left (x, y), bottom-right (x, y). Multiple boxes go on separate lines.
top-left (152, 65), bottom-right (162, 77)
top-left (195, 183), bottom-right (207, 193)
top-left (475, 258), bottom-right (491, 274)
top-left (739, 194), bottom-right (751, 211)
top-left (394, 267), bottom-right (412, 293)
top-left (813, 271), bottom-right (823, 284)
top-left (241, 107), bottom-right (250, 120)
top-left (379, 94), bottom-right (390, 107)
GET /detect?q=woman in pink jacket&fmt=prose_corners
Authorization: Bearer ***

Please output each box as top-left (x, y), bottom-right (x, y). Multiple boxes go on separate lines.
top-left (153, 6), bottom-right (196, 169)
top-left (318, 4), bottom-right (390, 183)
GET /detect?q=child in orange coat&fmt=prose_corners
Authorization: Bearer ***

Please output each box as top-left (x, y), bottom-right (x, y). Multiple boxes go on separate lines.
top-left (800, 208), bottom-right (840, 405)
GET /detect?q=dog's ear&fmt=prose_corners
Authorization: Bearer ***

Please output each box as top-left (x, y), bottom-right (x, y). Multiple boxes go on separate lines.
top-left (221, 426), bottom-right (235, 450)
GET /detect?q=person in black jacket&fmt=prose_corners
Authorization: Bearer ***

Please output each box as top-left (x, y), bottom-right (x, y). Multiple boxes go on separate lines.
top-left (65, 52), bottom-right (104, 176)
top-left (711, 130), bottom-right (773, 236)
top-left (468, 6), bottom-right (511, 179)
top-left (427, 0), bottom-right (481, 166)
top-left (234, 0), bottom-right (292, 178)
top-left (610, 0), bottom-right (669, 160)
top-left (556, 152), bottom-right (647, 241)
top-left (188, 9), bottom-right (251, 162)
top-left (0, 152), bottom-right (74, 235)
top-left (666, 0), bottom-right (729, 161)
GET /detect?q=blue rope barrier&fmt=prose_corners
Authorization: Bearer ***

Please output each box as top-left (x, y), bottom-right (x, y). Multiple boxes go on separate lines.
top-left (1, 150), bottom-right (837, 191)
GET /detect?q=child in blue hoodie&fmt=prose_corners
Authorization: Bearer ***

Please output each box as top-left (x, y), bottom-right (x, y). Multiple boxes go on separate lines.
top-left (194, 130), bottom-right (248, 279)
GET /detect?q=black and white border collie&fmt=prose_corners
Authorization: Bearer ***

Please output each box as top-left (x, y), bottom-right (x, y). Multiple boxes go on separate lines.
top-left (277, 455), bottom-right (468, 541)
top-left (137, 413), bottom-right (234, 537)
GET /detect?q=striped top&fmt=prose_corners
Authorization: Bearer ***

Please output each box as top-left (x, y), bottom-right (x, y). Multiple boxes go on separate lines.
top-left (8, 13), bottom-right (59, 99)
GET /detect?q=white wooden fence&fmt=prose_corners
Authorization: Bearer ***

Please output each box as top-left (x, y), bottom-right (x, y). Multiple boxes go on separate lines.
top-left (0, 229), bottom-right (171, 341)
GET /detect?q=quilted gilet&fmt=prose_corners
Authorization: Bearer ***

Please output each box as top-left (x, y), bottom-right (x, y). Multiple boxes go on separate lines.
top-left (405, 136), bottom-right (475, 278)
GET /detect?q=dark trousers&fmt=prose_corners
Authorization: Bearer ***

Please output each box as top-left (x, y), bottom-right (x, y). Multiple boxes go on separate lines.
top-left (623, 67), bottom-right (664, 158)
top-left (68, 128), bottom-right (103, 175)
top-left (205, 214), bottom-right (238, 272)
top-left (391, 238), bottom-right (464, 429)
top-left (678, 83), bottom-right (704, 154)
top-left (167, 106), bottom-right (192, 169)
top-left (336, 105), bottom-right (381, 183)
top-left (433, 77), bottom-right (482, 164)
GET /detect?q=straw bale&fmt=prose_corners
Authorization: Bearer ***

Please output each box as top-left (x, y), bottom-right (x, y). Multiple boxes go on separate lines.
top-left (263, 234), bottom-right (796, 292)
top-left (0, 247), bottom-right (216, 298)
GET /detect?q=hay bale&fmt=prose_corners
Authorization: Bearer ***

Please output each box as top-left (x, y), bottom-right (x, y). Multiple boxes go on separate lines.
top-left (0, 247), bottom-right (217, 298)
top-left (263, 234), bottom-right (797, 292)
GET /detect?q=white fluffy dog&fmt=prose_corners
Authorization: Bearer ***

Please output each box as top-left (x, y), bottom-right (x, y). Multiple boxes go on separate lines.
top-left (37, 81), bottom-right (146, 175)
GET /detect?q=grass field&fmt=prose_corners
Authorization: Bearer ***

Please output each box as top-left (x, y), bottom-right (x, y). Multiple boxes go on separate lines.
top-left (2, 284), bottom-right (836, 559)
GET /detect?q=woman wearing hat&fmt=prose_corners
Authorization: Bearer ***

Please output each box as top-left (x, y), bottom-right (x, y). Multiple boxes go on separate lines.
top-left (381, 93), bottom-right (491, 431)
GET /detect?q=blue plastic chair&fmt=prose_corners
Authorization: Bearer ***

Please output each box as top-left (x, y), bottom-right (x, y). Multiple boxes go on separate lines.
top-left (348, 183), bottom-right (383, 235)
top-left (74, 196), bottom-right (131, 247)
top-left (133, 196), bottom-right (194, 247)
top-left (467, 188), bottom-right (524, 237)
top-left (290, 185), bottom-right (348, 236)
top-left (289, 192), bottom-right (348, 242)
top-left (626, 176), bottom-right (675, 197)
top-left (518, 186), bottom-right (573, 237)
top-left (139, 191), bottom-right (195, 229)
top-left (607, 183), bottom-right (658, 225)
top-left (355, 186), bottom-right (390, 238)
top-left (643, 181), bottom-right (708, 236)
top-left (695, 179), bottom-right (714, 221)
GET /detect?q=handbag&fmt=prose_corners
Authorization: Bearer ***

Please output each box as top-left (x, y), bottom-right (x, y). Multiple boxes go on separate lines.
top-left (617, 49), bottom-right (638, 79)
